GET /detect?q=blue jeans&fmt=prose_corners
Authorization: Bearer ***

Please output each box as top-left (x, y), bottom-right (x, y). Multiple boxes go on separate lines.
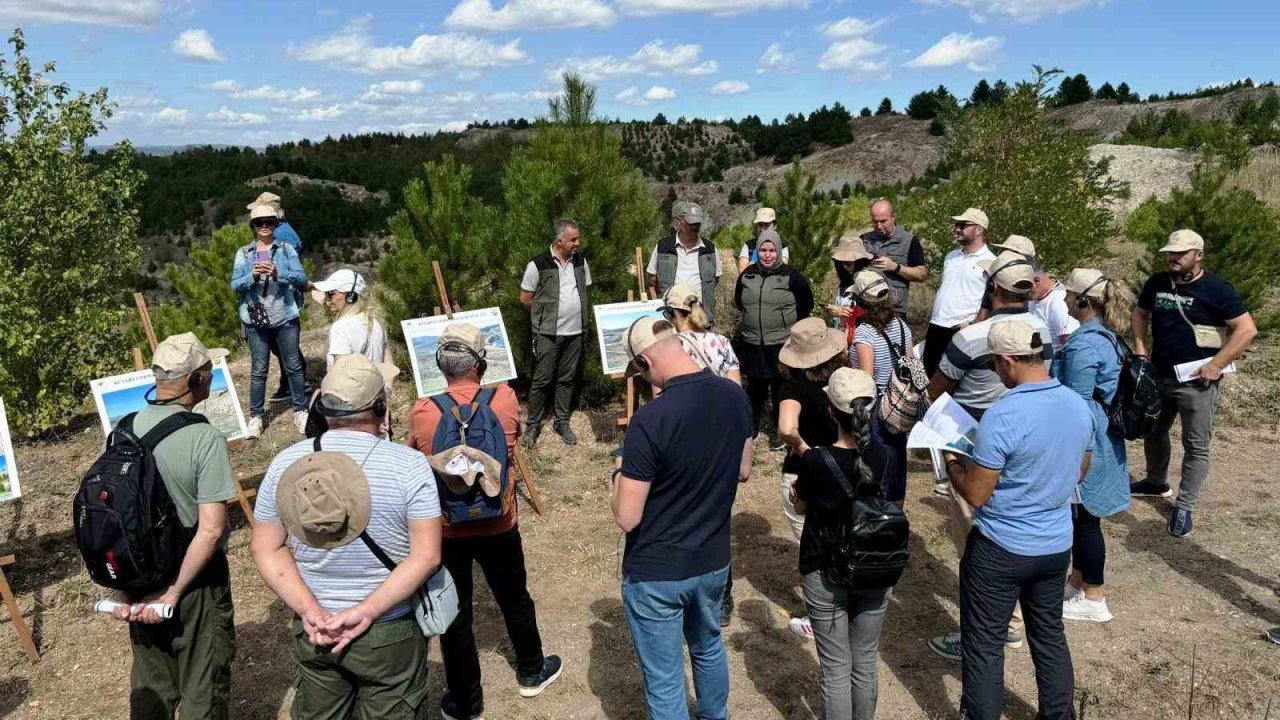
top-left (245, 319), bottom-right (306, 416)
top-left (622, 565), bottom-right (730, 720)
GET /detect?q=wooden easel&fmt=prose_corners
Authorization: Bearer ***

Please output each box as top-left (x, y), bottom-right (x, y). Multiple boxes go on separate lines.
top-left (131, 293), bottom-right (257, 526)
top-left (0, 554), bottom-right (38, 663)
top-left (430, 262), bottom-right (545, 516)
top-left (612, 247), bottom-right (652, 429)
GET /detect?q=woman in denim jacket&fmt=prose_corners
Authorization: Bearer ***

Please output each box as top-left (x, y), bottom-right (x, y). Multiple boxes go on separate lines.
top-left (1054, 268), bottom-right (1134, 623)
top-left (231, 204), bottom-right (309, 437)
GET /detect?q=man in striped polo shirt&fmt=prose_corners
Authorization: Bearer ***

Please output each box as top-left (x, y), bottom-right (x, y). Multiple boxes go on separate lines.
top-left (252, 354), bottom-right (443, 719)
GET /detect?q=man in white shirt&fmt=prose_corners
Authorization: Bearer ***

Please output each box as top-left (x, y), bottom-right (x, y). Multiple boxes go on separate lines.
top-left (520, 218), bottom-right (592, 446)
top-left (647, 202), bottom-right (723, 326)
top-left (923, 207), bottom-right (997, 376)
top-left (1029, 270), bottom-right (1081, 349)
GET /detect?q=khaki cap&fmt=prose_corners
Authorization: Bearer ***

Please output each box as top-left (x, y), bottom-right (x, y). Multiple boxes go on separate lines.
top-left (249, 204), bottom-right (279, 221)
top-left (247, 192), bottom-right (284, 217)
top-left (1063, 268), bottom-right (1109, 301)
top-left (663, 282), bottom-right (701, 313)
top-left (779, 317), bottom-right (847, 369)
top-left (825, 367), bottom-right (877, 413)
top-left (622, 315), bottom-right (676, 361)
top-left (679, 204), bottom-right (707, 225)
top-left (276, 451), bottom-right (371, 550)
top-left (831, 233), bottom-right (872, 263)
top-left (988, 319), bottom-right (1045, 357)
top-left (851, 270), bottom-right (891, 304)
top-left (1159, 229), bottom-right (1204, 253)
top-left (993, 234), bottom-right (1036, 258)
top-left (982, 250), bottom-right (1035, 292)
top-left (151, 332), bottom-right (229, 380)
top-left (440, 322), bottom-right (485, 353)
top-left (319, 354), bottom-right (399, 410)
top-left (754, 207), bottom-right (776, 224)
top-left (951, 207), bottom-right (989, 229)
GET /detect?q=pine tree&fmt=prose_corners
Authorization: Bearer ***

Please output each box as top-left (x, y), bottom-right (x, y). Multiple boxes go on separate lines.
top-left (153, 224), bottom-right (255, 351)
top-left (1054, 73), bottom-right (1094, 106)
top-left (859, 106), bottom-right (872, 118)
top-left (969, 79), bottom-right (993, 106)
top-left (875, 98), bottom-right (894, 116)
top-left (1096, 82), bottom-right (1118, 101)
top-left (764, 160), bottom-right (843, 279)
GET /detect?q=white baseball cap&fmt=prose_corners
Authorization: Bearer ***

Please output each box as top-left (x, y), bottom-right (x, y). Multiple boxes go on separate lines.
top-left (311, 269), bottom-right (366, 304)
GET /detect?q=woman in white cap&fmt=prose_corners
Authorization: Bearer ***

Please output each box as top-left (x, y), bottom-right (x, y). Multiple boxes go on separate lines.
top-left (790, 367), bottom-right (897, 719)
top-left (848, 270), bottom-right (914, 503)
top-left (776, 317), bottom-right (849, 638)
top-left (311, 269), bottom-right (393, 371)
top-left (663, 282), bottom-right (741, 385)
top-left (1055, 268), bottom-right (1134, 623)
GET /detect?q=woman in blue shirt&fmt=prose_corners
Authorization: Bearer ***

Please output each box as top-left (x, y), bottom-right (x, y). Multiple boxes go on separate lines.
top-left (231, 204), bottom-right (309, 437)
top-left (1054, 268), bottom-right (1134, 623)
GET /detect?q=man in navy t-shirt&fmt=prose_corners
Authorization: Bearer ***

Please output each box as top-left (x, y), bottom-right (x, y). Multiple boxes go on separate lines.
top-left (612, 316), bottom-right (753, 720)
top-left (1131, 229), bottom-right (1257, 538)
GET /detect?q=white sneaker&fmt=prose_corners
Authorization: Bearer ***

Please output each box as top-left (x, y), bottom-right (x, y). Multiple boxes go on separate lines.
top-left (246, 416), bottom-right (263, 438)
top-left (788, 616), bottom-right (814, 639)
top-left (294, 410), bottom-right (309, 435)
top-left (1063, 594), bottom-right (1113, 623)
top-left (1063, 581), bottom-right (1081, 602)
top-left (933, 481), bottom-right (950, 497)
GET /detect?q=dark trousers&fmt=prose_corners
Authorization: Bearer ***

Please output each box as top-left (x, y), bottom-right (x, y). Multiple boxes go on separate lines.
top-left (872, 418), bottom-right (909, 503)
top-left (269, 332), bottom-right (308, 395)
top-left (1071, 506), bottom-right (1105, 586)
top-left (527, 333), bottom-right (583, 427)
top-left (245, 319), bottom-right (308, 415)
top-left (923, 323), bottom-right (961, 378)
top-left (960, 530), bottom-right (1075, 720)
top-left (441, 527), bottom-right (545, 714)
top-left (745, 375), bottom-right (782, 435)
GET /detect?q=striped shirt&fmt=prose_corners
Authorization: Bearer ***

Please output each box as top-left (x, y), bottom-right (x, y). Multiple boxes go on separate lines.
top-left (939, 309), bottom-right (1053, 415)
top-left (853, 317), bottom-right (914, 390)
top-left (256, 430), bottom-right (441, 619)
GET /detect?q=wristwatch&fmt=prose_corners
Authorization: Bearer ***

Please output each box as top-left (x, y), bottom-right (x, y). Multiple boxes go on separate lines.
top-left (894, 262), bottom-right (902, 274)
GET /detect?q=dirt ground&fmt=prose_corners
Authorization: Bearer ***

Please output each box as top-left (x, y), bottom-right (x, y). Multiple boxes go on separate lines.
top-left (2, 322), bottom-right (1279, 720)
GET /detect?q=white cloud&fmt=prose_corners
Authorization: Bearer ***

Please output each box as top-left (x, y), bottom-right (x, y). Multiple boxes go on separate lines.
top-left (172, 29), bottom-right (223, 62)
top-left (906, 32), bottom-right (1002, 71)
top-left (915, 0), bottom-right (1106, 22)
top-left (151, 107), bottom-right (190, 126)
top-left (756, 42), bottom-right (795, 74)
top-left (709, 80), bottom-right (749, 95)
top-left (551, 39), bottom-right (716, 81)
top-left (0, 0), bottom-right (163, 27)
top-left (291, 18), bottom-right (528, 74)
top-left (206, 106), bottom-right (268, 125)
top-left (615, 85), bottom-right (676, 106)
top-left (444, 0), bottom-right (616, 31)
top-left (817, 37), bottom-right (888, 73)
top-left (368, 80), bottom-right (426, 95)
top-left (210, 80), bottom-right (324, 104)
top-left (296, 105), bottom-right (346, 121)
top-left (821, 16), bottom-right (885, 39)
top-left (614, 0), bottom-right (807, 16)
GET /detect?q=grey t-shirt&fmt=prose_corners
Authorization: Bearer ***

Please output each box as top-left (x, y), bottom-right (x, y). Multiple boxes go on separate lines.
top-left (255, 430), bottom-right (441, 619)
top-left (133, 404), bottom-right (237, 547)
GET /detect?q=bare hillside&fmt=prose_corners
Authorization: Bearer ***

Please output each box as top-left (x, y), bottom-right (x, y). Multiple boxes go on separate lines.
top-left (1049, 86), bottom-right (1279, 140)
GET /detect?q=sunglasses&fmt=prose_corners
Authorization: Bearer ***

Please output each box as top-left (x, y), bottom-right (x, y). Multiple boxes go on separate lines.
top-left (251, 219), bottom-right (279, 229)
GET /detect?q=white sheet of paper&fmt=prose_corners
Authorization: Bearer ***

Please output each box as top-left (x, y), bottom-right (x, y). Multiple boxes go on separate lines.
top-left (1174, 358), bottom-right (1236, 383)
top-left (906, 393), bottom-right (979, 457)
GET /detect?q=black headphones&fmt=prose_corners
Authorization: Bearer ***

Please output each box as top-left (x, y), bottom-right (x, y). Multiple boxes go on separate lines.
top-left (625, 315), bottom-right (651, 372)
top-left (345, 273), bottom-right (360, 305)
top-left (435, 340), bottom-right (488, 377)
top-left (315, 393), bottom-right (388, 421)
top-left (1076, 275), bottom-right (1108, 309)
top-left (989, 257), bottom-right (1033, 291)
top-left (144, 368), bottom-right (209, 406)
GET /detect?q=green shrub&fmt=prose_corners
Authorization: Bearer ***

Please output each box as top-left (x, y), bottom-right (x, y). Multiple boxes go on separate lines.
top-left (148, 224), bottom-right (255, 350)
top-left (764, 160), bottom-right (844, 280)
top-left (0, 29), bottom-right (143, 435)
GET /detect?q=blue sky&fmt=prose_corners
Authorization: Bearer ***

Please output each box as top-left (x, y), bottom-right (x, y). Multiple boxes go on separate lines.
top-left (5, 0), bottom-right (1277, 146)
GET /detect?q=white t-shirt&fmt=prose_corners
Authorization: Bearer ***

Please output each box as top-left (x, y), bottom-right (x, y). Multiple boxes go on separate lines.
top-left (520, 251), bottom-right (592, 336)
top-left (1028, 282), bottom-right (1080, 343)
top-left (646, 238), bottom-right (724, 289)
top-left (737, 243), bottom-right (790, 264)
top-left (328, 312), bottom-right (388, 370)
top-left (931, 244), bottom-right (997, 327)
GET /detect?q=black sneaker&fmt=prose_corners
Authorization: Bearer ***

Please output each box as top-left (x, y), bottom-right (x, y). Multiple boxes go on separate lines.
top-left (1130, 479), bottom-right (1174, 498)
top-left (1169, 507), bottom-right (1194, 538)
top-left (522, 424), bottom-right (541, 449)
top-left (1265, 628), bottom-right (1280, 645)
top-left (440, 692), bottom-right (484, 720)
top-left (268, 388), bottom-right (291, 404)
top-left (518, 655), bottom-right (563, 698)
top-left (553, 421), bottom-right (577, 445)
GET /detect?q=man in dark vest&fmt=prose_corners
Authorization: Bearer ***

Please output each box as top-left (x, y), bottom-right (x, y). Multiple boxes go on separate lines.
top-left (860, 199), bottom-right (928, 319)
top-left (520, 217), bottom-right (592, 447)
top-left (646, 201), bottom-right (722, 326)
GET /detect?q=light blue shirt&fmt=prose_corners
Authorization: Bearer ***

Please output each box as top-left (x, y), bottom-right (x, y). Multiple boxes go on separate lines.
top-left (231, 240), bottom-right (307, 326)
top-left (971, 378), bottom-right (1094, 556)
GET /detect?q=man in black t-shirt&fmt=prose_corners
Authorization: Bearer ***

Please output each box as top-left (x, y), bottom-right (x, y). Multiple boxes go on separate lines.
top-left (612, 316), bottom-right (754, 719)
top-left (1131, 229), bottom-right (1257, 538)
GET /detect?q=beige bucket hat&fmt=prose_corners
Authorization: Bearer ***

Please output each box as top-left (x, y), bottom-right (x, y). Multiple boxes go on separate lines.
top-left (779, 317), bottom-right (847, 369)
top-left (276, 452), bottom-right (371, 550)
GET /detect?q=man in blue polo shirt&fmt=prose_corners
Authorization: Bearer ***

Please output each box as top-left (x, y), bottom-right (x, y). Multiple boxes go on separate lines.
top-left (611, 316), bottom-right (754, 720)
top-left (943, 319), bottom-right (1094, 720)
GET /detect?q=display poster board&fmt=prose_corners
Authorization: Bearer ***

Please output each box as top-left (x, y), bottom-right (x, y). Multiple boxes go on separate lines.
top-left (401, 307), bottom-right (518, 398)
top-left (90, 358), bottom-right (249, 441)
top-left (593, 299), bottom-right (666, 376)
top-left (0, 398), bottom-right (20, 502)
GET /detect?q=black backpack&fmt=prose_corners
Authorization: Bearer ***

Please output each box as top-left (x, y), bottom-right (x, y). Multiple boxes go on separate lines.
top-left (813, 447), bottom-right (910, 591)
top-left (1088, 330), bottom-right (1164, 440)
top-left (73, 412), bottom-right (205, 594)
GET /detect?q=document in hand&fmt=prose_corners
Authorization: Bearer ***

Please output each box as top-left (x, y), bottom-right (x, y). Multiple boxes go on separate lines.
top-left (906, 392), bottom-right (979, 457)
top-left (1174, 357), bottom-right (1236, 384)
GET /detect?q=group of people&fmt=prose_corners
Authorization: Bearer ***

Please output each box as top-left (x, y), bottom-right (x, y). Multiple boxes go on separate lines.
top-left (104, 195), bottom-right (1257, 720)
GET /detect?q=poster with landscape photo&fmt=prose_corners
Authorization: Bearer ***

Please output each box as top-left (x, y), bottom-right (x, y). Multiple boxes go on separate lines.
top-left (0, 398), bottom-right (21, 503)
top-left (402, 307), bottom-right (518, 398)
top-left (594, 299), bottom-right (666, 376)
top-left (90, 358), bottom-right (249, 442)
